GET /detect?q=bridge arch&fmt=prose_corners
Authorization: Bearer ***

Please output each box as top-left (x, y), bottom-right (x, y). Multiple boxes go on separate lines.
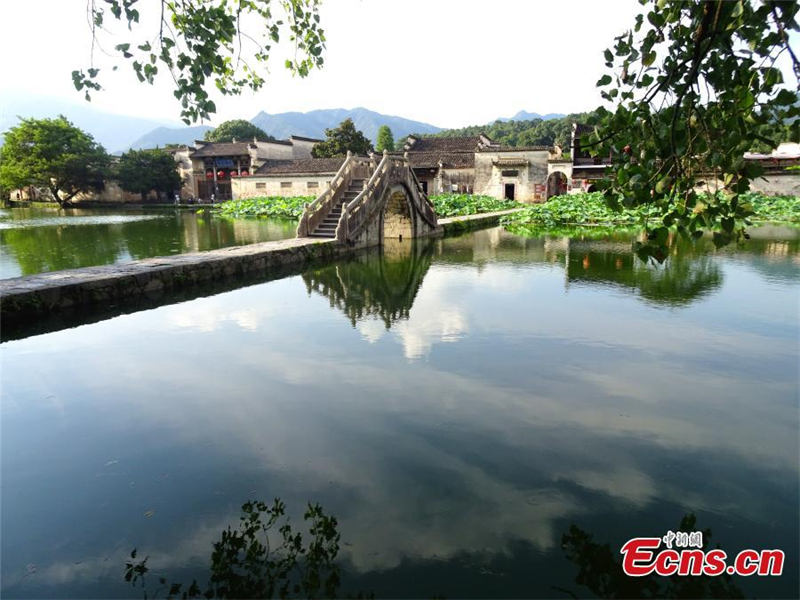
top-left (298, 152), bottom-right (440, 248)
top-left (381, 184), bottom-right (415, 241)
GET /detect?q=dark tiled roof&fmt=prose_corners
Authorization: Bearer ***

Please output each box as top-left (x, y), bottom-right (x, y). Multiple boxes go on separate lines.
top-left (255, 157), bottom-right (345, 175)
top-left (406, 136), bottom-right (483, 152)
top-left (190, 142), bottom-right (253, 157)
top-left (406, 151), bottom-right (474, 169)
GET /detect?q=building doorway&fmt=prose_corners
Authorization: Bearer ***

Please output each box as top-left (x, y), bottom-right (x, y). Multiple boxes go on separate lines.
top-left (546, 172), bottom-right (568, 199)
top-left (504, 183), bottom-right (515, 200)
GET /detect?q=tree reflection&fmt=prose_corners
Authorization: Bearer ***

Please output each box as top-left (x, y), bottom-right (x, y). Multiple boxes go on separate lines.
top-left (125, 499), bottom-right (342, 599)
top-left (302, 239), bottom-right (434, 329)
top-left (560, 513), bottom-right (744, 599)
top-left (0, 222), bottom-right (125, 275)
top-left (123, 506), bottom-right (747, 599)
top-left (559, 233), bottom-right (722, 307)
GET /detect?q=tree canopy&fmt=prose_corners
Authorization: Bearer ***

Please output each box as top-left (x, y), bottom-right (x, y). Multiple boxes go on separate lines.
top-left (432, 111), bottom-right (599, 150)
top-left (311, 119), bottom-right (374, 158)
top-left (376, 125), bottom-right (395, 152)
top-left (74, 0), bottom-right (326, 123)
top-left (0, 116), bottom-right (110, 207)
top-left (116, 149), bottom-right (182, 201)
top-left (586, 0), bottom-right (799, 259)
top-left (204, 120), bottom-right (274, 143)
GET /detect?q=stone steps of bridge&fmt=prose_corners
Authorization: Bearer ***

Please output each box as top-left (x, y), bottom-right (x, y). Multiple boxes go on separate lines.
top-left (309, 178), bottom-right (367, 238)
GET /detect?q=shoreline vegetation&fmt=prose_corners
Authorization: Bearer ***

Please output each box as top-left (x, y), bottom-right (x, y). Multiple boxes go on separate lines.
top-left (212, 191), bottom-right (800, 235)
top-left (501, 192), bottom-right (800, 238)
top-left (213, 193), bottom-right (523, 222)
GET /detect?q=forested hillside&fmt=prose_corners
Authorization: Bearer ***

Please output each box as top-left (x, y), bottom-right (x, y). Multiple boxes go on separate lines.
top-left (427, 110), bottom-right (603, 149)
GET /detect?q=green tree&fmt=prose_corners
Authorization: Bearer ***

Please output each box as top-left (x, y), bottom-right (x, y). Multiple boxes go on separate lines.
top-left (116, 149), bottom-right (182, 201)
top-left (73, 1), bottom-right (326, 123)
top-left (0, 116), bottom-right (110, 208)
top-left (376, 125), bottom-right (395, 152)
top-left (586, 0), bottom-right (799, 259)
top-left (204, 120), bottom-right (275, 143)
top-left (311, 119), bottom-right (373, 158)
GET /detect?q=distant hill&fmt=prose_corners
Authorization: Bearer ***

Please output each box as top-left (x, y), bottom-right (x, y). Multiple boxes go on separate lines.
top-left (0, 92), bottom-right (178, 152)
top-left (128, 125), bottom-right (213, 150)
top-left (250, 107), bottom-right (442, 143)
top-left (497, 110), bottom-right (566, 123)
top-left (431, 109), bottom-right (601, 149)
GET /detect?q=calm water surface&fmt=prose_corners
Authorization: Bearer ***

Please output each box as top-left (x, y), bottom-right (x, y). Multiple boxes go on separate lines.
top-left (1, 226), bottom-right (798, 598)
top-left (0, 206), bottom-right (296, 278)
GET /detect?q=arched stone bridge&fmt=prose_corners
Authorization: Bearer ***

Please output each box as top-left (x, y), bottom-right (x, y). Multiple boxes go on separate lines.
top-left (296, 151), bottom-right (440, 247)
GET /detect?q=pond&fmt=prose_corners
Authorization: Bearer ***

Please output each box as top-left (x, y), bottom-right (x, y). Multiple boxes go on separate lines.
top-left (0, 206), bottom-right (297, 279)
top-left (1, 226), bottom-right (798, 598)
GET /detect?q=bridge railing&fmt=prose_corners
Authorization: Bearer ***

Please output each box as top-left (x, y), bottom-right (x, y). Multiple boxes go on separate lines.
top-left (405, 166), bottom-right (438, 228)
top-left (336, 151), bottom-right (440, 243)
top-left (337, 151), bottom-right (392, 242)
top-left (296, 152), bottom-right (371, 237)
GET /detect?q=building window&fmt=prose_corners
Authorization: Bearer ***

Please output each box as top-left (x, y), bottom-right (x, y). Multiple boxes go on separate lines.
top-left (307, 181), bottom-right (319, 189)
top-left (255, 182), bottom-right (266, 190)
top-left (501, 169), bottom-right (519, 177)
top-left (280, 181), bottom-right (292, 189)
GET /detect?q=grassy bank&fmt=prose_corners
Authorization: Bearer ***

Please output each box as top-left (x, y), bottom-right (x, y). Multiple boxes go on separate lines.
top-left (502, 192), bottom-right (800, 237)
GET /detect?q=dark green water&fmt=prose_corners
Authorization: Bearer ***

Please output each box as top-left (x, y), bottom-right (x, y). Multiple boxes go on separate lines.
top-left (1, 226), bottom-right (798, 598)
top-left (0, 206), bottom-right (296, 279)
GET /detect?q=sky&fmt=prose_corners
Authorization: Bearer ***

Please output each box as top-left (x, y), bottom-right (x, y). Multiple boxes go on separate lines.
top-left (0, 0), bottom-right (648, 128)
top-left (0, 0), bottom-right (795, 129)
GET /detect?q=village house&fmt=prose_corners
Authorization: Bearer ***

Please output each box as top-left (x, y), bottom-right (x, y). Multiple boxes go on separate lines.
top-left (187, 135), bottom-right (321, 201)
top-left (401, 134), bottom-right (493, 195)
top-left (236, 133), bottom-right (567, 203)
top-left (15, 127), bottom-right (797, 206)
top-left (232, 156), bottom-right (348, 198)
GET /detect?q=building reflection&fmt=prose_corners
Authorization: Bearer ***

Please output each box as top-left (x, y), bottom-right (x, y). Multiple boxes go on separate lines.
top-left (302, 238), bottom-right (434, 328)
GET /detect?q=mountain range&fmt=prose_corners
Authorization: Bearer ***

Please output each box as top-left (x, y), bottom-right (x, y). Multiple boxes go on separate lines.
top-left (250, 107), bottom-right (442, 143)
top-left (1, 92), bottom-right (568, 152)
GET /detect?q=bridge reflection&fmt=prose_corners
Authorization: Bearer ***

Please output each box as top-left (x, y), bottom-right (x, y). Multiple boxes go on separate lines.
top-left (302, 238), bottom-right (434, 328)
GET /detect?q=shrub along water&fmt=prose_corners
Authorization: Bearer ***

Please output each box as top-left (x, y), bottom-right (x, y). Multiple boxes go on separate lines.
top-left (502, 192), bottom-right (800, 237)
top-left (430, 193), bottom-right (521, 218)
top-left (743, 192), bottom-right (800, 223)
top-left (216, 193), bottom-right (521, 222)
top-left (215, 196), bottom-right (314, 220)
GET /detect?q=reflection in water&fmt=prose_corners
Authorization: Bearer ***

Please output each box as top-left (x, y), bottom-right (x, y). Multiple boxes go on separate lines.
top-left (123, 504), bottom-right (743, 600)
top-left (303, 239), bottom-right (433, 328)
top-left (1, 226), bottom-right (797, 598)
top-left (0, 206), bottom-right (296, 278)
top-left (564, 237), bottom-right (723, 307)
top-left (560, 514), bottom-right (744, 599)
top-left (125, 499), bottom-right (341, 600)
